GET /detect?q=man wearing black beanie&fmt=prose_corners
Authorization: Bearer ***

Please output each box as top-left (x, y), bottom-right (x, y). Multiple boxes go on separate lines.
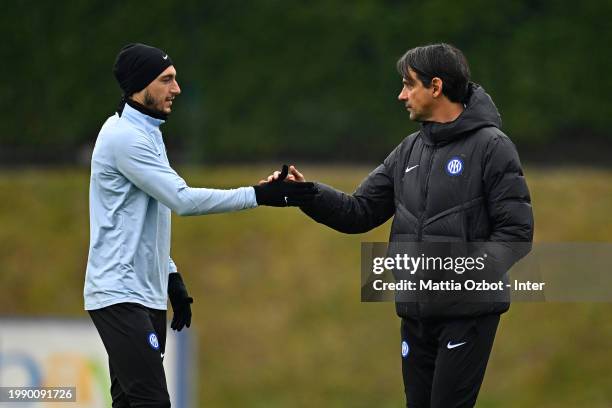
top-left (113, 43), bottom-right (177, 118)
top-left (84, 43), bottom-right (317, 407)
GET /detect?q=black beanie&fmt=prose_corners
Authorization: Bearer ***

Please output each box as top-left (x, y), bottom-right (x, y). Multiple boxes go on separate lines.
top-left (113, 43), bottom-right (174, 96)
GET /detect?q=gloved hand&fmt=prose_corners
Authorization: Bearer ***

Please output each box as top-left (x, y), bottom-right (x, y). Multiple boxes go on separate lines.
top-left (253, 165), bottom-right (318, 207)
top-left (168, 273), bottom-right (193, 331)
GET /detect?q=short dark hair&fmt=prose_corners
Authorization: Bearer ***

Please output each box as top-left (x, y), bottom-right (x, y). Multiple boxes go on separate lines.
top-left (396, 43), bottom-right (471, 103)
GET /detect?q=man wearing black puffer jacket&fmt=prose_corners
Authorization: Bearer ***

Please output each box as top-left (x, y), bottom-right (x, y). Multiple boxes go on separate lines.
top-left (266, 43), bottom-right (533, 407)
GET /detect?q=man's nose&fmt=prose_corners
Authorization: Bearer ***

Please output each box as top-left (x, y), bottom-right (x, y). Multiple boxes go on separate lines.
top-left (173, 81), bottom-right (181, 95)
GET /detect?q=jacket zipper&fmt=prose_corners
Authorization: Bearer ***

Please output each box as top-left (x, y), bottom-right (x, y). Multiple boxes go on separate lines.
top-left (416, 145), bottom-right (437, 241)
top-left (411, 144), bottom-right (436, 319)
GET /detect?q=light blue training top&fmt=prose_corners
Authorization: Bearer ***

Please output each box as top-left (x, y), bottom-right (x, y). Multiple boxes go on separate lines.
top-left (84, 103), bottom-right (257, 310)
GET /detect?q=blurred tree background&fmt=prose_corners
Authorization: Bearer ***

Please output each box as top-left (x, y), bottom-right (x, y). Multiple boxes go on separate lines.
top-left (1, 2), bottom-right (612, 406)
top-left (1, 0), bottom-right (610, 164)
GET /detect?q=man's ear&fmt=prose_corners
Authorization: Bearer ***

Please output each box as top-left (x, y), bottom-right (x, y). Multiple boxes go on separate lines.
top-left (431, 77), bottom-right (443, 98)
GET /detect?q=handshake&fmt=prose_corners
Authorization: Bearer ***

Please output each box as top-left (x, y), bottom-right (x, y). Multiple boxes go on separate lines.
top-left (253, 164), bottom-right (317, 207)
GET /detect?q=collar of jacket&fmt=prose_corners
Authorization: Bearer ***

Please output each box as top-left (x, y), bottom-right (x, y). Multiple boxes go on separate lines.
top-left (121, 102), bottom-right (165, 133)
top-left (419, 82), bottom-right (502, 146)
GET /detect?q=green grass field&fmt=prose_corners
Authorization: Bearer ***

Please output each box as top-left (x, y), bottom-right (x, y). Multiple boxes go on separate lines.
top-left (1, 165), bottom-right (611, 407)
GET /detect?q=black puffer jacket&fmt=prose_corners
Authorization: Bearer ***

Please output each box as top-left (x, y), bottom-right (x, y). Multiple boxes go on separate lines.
top-left (301, 83), bottom-right (534, 319)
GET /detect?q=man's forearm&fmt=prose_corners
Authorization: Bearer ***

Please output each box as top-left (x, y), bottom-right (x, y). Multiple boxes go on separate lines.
top-left (300, 182), bottom-right (393, 234)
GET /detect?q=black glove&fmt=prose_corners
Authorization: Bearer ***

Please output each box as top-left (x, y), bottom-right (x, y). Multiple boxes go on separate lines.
top-left (168, 273), bottom-right (193, 331)
top-left (253, 165), bottom-right (318, 207)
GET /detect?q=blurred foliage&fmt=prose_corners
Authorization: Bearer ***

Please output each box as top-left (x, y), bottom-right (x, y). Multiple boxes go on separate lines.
top-left (1, 0), bottom-right (611, 163)
top-left (0, 165), bottom-right (611, 406)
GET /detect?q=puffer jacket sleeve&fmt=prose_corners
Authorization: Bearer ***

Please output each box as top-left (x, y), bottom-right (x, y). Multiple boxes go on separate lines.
top-left (299, 147), bottom-right (397, 234)
top-left (482, 133), bottom-right (534, 271)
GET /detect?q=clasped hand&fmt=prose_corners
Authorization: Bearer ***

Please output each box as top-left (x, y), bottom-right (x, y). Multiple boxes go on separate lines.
top-left (253, 165), bottom-right (316, 207)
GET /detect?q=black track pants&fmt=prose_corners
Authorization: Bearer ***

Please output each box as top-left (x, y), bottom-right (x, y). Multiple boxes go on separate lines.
top-left (400, 314), bottom-right (500, 408)
top-left (89, 302), bottom-right (170, 408)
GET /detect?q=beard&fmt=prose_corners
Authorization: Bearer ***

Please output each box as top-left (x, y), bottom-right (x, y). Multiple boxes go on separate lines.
top-left (143, 90), bottom-right (167, 115)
